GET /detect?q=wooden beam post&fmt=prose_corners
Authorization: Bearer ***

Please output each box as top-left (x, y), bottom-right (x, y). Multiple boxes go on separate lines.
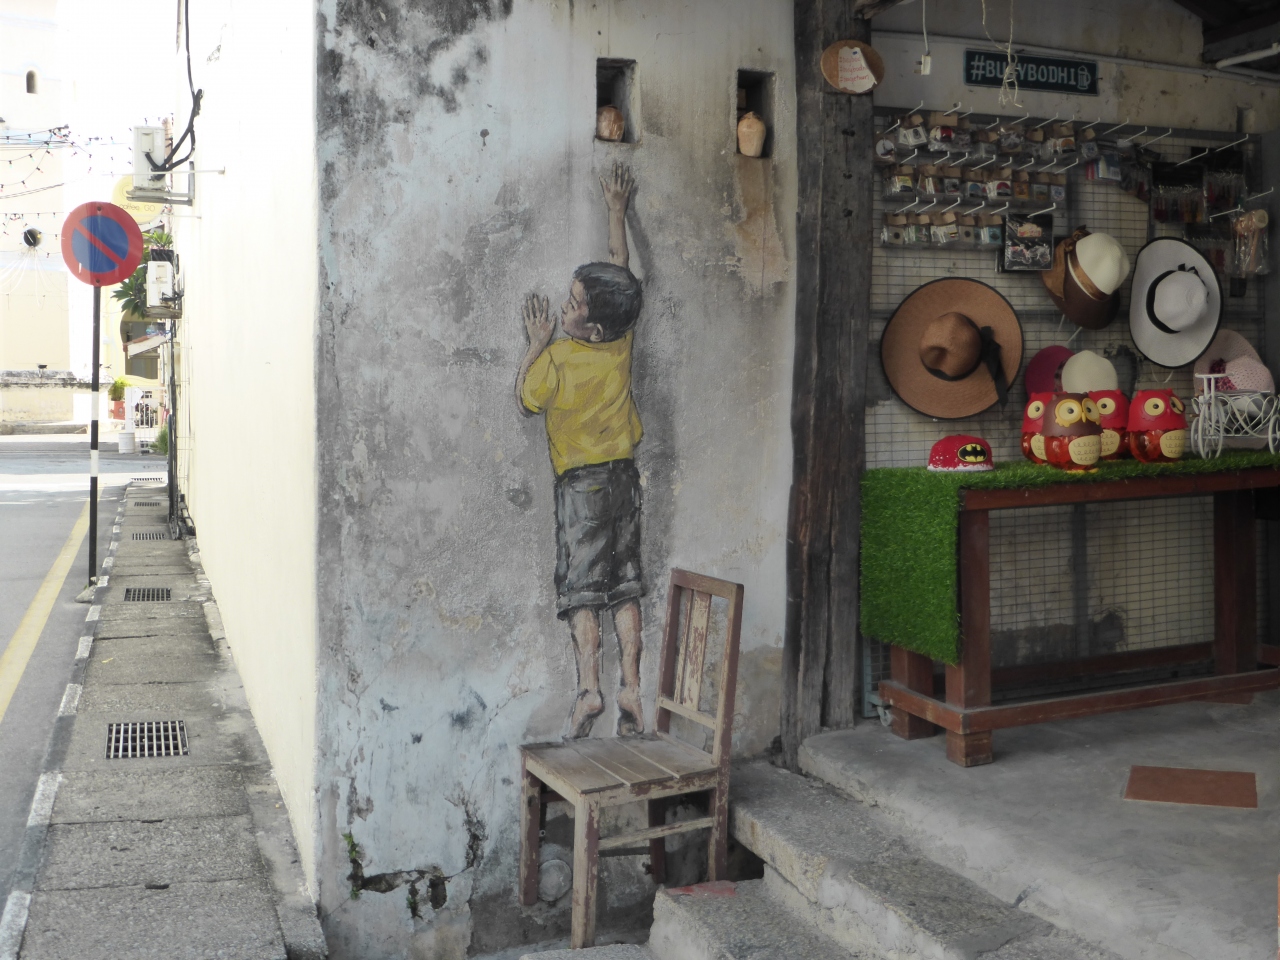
top-left (782, 1), bottom-right (873, 767)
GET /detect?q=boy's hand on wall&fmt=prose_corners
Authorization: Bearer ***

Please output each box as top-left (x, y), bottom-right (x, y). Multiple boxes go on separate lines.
top-left (600, 161), bottom-right (634, 213)
top-left (523, 293), bottom-right (554, 347)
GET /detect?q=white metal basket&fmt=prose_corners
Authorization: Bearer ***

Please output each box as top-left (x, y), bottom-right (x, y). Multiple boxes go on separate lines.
top-left (1189, 373), bottom-right (1280, 457)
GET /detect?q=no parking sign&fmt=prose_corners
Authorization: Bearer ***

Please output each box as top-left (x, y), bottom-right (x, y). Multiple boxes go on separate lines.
top-left (61, 201), bottom-right (144, 286)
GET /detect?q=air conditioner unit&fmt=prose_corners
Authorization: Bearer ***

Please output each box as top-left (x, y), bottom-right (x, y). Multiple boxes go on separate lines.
top-left (132, 126), bottom-right (169, 193)
top-left (144, 261), bottom-right (182, 319)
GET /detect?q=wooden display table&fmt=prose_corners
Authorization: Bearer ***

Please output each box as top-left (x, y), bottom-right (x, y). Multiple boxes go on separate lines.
top-left (879, 468), bottom-right (1280, 766)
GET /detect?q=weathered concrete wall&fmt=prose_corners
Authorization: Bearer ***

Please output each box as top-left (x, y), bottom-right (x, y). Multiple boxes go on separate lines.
top-left (174, 0), bottom-right (321, 892)
top-left (314, 0), bottom-right (796, 955)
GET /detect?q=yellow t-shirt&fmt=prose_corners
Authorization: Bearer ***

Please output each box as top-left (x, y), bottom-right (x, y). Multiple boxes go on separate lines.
top-left (521, 331), bottom-right (643, 475)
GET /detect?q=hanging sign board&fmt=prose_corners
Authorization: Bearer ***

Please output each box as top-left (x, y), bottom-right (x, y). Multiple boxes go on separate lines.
top-left (61, 201), bottom-right (145, 286)
top-left (964, 50), bottom-right (1099, 96)
top-left (821, 40), bottom-right (885, 94)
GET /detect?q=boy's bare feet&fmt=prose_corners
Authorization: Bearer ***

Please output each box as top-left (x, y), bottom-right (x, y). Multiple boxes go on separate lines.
top-left (616, 685), bottom-right (645, 737)
top-left (566, 688), bottom-right (605, 740)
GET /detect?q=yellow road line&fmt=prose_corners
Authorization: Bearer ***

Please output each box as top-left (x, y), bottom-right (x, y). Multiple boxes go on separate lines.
top-left (0, 501), bottom-right (90, 727)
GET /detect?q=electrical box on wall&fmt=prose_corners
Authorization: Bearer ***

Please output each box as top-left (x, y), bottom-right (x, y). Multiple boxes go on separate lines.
top-left (144, 260), bottom-right (182, 319)
top-left (146, 261), bottom-right (173, 307)
top-left (133, 126), bottom-right (169, 193)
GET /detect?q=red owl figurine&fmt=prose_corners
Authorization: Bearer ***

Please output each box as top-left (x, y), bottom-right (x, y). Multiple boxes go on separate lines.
top-left (1128, 390), bottom-right (1187, 463)
top-left (1042, 392), bottom-right (1102, 471)
top-left (1088, 390), bottom-right (1130, 461)
top-left (1021, 393), bottom-right (1052, 464)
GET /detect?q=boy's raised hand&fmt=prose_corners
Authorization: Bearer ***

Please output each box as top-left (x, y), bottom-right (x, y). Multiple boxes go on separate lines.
top-left (523, 293), bottom-right (553, 347)
top-left (600, 160), bottom-right (634, 212)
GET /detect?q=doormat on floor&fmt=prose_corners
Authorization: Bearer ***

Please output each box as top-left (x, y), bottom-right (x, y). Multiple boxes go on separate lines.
top-left (1124, 765), bottom-right (1257, 808)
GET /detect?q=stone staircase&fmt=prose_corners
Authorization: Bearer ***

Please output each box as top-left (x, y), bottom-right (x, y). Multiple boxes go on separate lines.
top-left (522, 761), bottom-right (1118, 960)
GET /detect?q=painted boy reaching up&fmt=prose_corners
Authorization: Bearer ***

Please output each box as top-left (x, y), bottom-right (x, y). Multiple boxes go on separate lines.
top-left (516, 162), bottom-right (645, 740)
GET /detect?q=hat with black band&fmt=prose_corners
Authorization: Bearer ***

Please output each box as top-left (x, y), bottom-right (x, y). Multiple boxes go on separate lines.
top-left (1129, 237), bottom-right (1221, 368)
top-left (881, 278), bottom-right (1023, 419)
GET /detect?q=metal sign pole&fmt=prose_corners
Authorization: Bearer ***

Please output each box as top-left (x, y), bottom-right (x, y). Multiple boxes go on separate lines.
top-left (89, 284), bottom-right (100, 582)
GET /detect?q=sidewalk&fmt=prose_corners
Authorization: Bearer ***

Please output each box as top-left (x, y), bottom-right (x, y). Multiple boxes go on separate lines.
top-left (0, 482), bottom-right (325, 960)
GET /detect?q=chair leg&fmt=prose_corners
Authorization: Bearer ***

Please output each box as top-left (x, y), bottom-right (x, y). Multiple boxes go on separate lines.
top-left (518, 761), bottom-right (543, 907)
top-left (570, 800), bottom-right (600, 948)
top-left (707, 780), bottom-right (729, 881)
top-left (648, 797), bottom-right (667, 884)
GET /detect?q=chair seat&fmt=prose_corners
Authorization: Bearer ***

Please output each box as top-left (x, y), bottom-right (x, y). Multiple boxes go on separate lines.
top-left (522, 735), bottom-right (718, 804)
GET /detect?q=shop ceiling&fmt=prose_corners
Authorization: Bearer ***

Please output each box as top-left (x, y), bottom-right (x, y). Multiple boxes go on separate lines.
top-left (1171, 0), bottom-right (1280, 69)
top-left (859, 0), bottom-right (1280, 74)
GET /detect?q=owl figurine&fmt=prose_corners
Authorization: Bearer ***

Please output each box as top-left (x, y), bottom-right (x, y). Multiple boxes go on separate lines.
top-left (1042, 392), bottom-right (1102, 471)
top-left (1021, 393), bottom-right (1052, 464)
top-left (1088, 390), bottom-right (1130, 461)
top-left (1128, 389), bottom-right (1188, 463)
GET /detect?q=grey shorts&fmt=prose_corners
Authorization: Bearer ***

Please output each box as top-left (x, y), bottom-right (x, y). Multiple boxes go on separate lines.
top-left (553, 459), bottom-right (644, 619)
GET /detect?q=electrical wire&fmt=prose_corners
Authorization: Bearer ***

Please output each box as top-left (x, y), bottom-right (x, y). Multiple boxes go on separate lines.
top-left (981, 0), bottom-right (1022, 108)
top-left (922, 0), bottom-right (929, 58)
top-left (145, 0), bottom-right (202, 173)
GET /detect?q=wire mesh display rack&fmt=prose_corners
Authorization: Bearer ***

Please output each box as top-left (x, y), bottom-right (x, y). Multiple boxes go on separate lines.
top-left (861, 110), bottom-right (1273, 718)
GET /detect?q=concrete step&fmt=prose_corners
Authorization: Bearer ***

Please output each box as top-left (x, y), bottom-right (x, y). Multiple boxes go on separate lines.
top-left (519, 946), bottom-right (651, 959)
top-left (729, 762), bottom-right (1119, 960)
top-left (648, 879), bottom-right (868, 960)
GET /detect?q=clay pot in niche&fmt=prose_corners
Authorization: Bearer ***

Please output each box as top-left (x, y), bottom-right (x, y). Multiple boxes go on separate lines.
top-left (737, 112), bottom-right (767, 157)
top-left (597, 106), bottom-right (625, 142)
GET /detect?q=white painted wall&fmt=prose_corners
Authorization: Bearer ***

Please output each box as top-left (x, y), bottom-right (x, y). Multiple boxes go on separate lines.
top-left (0, 0), bottom-right (68, 385)
top-left (173, 0), bottom-right (320, 890)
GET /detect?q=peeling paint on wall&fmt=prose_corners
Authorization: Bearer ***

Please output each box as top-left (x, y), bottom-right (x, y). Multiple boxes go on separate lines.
top-left (314, 2), bottom-right (798, 954)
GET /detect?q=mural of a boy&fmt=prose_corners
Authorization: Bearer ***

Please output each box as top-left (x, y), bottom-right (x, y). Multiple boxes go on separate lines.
top-left (516, 162), bottom-right (645, 740)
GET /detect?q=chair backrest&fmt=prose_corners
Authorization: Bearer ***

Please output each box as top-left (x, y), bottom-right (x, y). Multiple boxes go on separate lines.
top-left (654, 569), bottom-right (744, 768)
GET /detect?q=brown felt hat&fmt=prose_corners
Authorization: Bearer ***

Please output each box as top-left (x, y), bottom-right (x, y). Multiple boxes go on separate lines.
top-left (1041, 227), bottom-right (1131, 330)
top-left (881, 279), bottom-right (1023, 419)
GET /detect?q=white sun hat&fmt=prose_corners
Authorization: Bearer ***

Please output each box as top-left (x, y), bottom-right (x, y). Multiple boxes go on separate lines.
top-left (1129, 238), bottom-right (1221, 368)
top-left (1061, 350), bottom-right (1119, 393)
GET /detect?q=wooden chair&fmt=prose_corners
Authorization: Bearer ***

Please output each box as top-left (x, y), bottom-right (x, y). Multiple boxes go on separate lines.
top-left (518, 569), bottom-right (744, 948)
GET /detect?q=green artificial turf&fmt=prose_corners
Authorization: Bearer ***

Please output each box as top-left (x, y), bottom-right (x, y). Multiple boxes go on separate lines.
top-left (860, 450), bottom-right (1280, 665)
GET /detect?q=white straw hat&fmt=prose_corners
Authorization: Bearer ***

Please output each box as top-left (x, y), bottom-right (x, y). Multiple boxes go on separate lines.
top-left (1129, 238), bottom-right (1221, 368)
top-left (1061, 350), bottom-right (1119, 393)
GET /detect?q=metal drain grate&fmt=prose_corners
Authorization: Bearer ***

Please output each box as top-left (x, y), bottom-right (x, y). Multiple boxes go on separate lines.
top-left (132, 532), bottom-right (168, 541)
top-left (132, 501), bottom-right (161, 507)
top-left (106, 720), bottom-right (189, 759)
top-left (124, 587), bottom-right (171, 602)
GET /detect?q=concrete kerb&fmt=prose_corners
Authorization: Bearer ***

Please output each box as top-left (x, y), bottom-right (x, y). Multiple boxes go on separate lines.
top-left (0, 488), bottom-right (327, 960)
top-left (0, 488), bottom-right (126, 960)
top-left (184, 537), bottom-right (327, 960)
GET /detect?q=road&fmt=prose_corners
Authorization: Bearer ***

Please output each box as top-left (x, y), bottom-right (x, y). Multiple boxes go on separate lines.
top-left (0, 435), bottom-right (168, 907)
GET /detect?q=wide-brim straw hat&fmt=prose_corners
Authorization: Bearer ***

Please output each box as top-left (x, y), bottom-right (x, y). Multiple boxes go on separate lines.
top-left (1129, 238), bottom-right (1221, 368)
top-left (881, 278), bottom-right (1023, 419)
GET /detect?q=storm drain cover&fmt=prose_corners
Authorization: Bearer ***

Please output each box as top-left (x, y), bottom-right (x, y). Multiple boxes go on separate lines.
top-left (133, 501), bottom-right (161, 507)
top-left (124, 587), bottom-right (171, 602)
top-left (132, 477), bottom-right (164, 481)
top-left (132, 532), bottom-right (168, 541)
top-left (106, 721), bottom-right (189, 758)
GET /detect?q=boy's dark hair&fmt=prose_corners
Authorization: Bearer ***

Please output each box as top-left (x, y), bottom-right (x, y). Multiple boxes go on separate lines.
top-left (573, 262), bottom-right (643, 341)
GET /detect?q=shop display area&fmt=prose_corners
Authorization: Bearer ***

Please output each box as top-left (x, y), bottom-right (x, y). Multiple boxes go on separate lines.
top-left (860, 107), bottom-right (1280, 729)
top-left (800, 691), bottom-right (1280, 960)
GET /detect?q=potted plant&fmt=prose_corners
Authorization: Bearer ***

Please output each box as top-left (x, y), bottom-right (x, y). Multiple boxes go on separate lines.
top-left (145, 230), bottom-right (175, 263)
top-left (107, 376), bottom-right (128, 420)
top-left (112, 265), bottom-right (148, 320)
